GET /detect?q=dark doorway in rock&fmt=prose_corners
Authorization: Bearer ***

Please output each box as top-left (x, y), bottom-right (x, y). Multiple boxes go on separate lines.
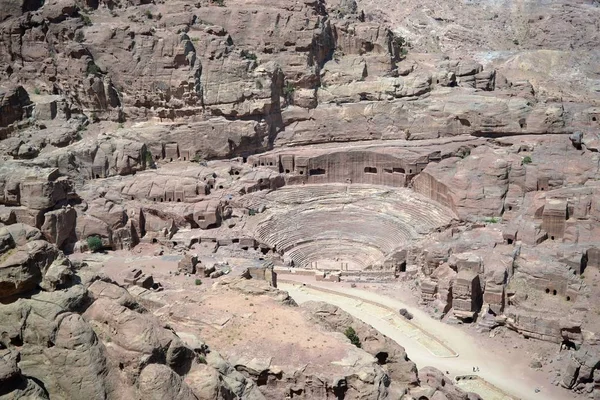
top-left (458, 118), bottom-right (471, 127)
top-left (375, 352), bottom-right (388, 365)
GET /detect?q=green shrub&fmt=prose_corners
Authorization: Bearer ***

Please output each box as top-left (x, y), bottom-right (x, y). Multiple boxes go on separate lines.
top-left (33, 87), bottom-right (41, 95)
top-left (81, 14), bottom-right (92, 26)
top-left (75, 30), bottom-right (85, 43)
top-left (241, 50), bottom-right (257, 61)
top-left (195, 279), bottom-right (202, 285)
top-left (87, 62), bottom-right (101, 76)
top-left (214, 0), bottom-right (225, 6)
top-left (344, 327), bottom-right (361, 348)
top-left (87, 236), bottom-right (103, 252)
top-left (145, 10), bottom-right (153, 19)
top-left (283, 82), bottom-right (295, 96)
top-left (144, 149), bottom-right (156, 169)
top-left (522, 155), bottom-right (532, 164)
top-left (484, 217), bottom-right (499, 224)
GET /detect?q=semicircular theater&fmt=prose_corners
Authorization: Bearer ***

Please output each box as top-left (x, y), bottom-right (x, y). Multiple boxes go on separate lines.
top-left (250, 184), bottom-right (457, 273)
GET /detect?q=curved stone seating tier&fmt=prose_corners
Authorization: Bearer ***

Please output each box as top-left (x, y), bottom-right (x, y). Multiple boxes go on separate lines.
top-left (251, 184), bottom-right (456, 271)
top-left (265, 185), bottom-right (348, 204)
top-left (255, 208), bottom-right (415, 253)
top-left (286, 240), bottom-right (385, 270)
top-left (238, 184), bottom-right (349, 209)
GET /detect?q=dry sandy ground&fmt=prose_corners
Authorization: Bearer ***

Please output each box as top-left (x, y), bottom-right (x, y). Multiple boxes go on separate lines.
top-left (73, 248), bottom-right (384, 387)
top-left (279, 277), bottom-right (579, 400)
top-left (73, 246), bottom-right (578, 400)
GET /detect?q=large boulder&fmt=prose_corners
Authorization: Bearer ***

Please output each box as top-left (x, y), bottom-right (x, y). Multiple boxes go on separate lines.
top-left (0, 240), bottom-right (59, 300)
top-left (137, 364), bottom-right (198, 400)
top-left (0, 86), bottom-right (32, 130)
top-left (41, 207), bottom-right (77, 248)
top-left (301, 301), bottom-right (418, 391)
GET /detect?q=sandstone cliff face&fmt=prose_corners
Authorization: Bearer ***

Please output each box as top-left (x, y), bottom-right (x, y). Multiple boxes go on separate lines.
top-left (2, 0), bottom-right (596, 159)
top-left (0, 0), bottom-right (600, 399)
top-left (0, 243), bottom-right (269, 400)
top-left (0, 229), bottom-right (476, 400)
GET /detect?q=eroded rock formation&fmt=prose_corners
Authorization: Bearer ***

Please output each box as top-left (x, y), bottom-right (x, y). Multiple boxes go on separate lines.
top-left (1, 0), bottom-right (600, 398)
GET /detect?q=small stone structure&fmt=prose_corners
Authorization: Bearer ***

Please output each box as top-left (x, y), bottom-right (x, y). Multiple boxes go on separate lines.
top-left (178, 253), bottom-right (198, 274)
top-left (452, 270), bottom-right (482, 321)
top-left (542, 199), bottom-right (567, 240)
top-left (243, 260), bottom-right (278, 287)
top-left (124, 268), bottom-right (154, 289)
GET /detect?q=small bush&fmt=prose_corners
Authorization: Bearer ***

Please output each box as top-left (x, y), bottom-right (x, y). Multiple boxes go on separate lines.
top-left (522, 155), bottom-right (532, 164)
top-left (87, 62), bottom-right (101, 76)
top-left (81, 14), bottom-right (92, 26)
top-left (195, 279), bottom-right (202, 285)
top-left (33, 87), bottom-right (41, 95)
top-left (214, 0), bottom-right (225, 6)
top-left (344, 327), bottom-right (361, 348)
top-left (484, 217), bottom-right (499, 223)
top-left (198, 355), bottom-right (206, 364)
top-left (144, 149), bottom-right (155, 169)
top-left (75, 30), bottom-right (85, 43)
top-left (241, 50), bottom-right (257, 61)
top-left (145, 10), bottom-right (153, 19)
top-left (87, 236), bottom-right (103, 252)
top-left (283, 82), bottom-right (295, 96)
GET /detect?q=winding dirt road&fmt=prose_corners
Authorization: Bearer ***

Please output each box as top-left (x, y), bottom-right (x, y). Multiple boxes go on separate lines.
top-left (279, 279), bottom-right (570, 400)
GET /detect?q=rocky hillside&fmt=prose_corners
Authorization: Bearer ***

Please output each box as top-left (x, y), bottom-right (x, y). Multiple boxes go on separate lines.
top-left (1, 0), bottom-right (600, 399)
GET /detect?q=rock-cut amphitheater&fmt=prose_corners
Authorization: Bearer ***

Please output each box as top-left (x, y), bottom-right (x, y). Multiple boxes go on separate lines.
top-left (1, 0), bottom-right (600, 399)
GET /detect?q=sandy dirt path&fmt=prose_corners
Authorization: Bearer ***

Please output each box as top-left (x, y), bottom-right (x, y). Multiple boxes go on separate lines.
top-left (279, 280), bottom-right (570, 400)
